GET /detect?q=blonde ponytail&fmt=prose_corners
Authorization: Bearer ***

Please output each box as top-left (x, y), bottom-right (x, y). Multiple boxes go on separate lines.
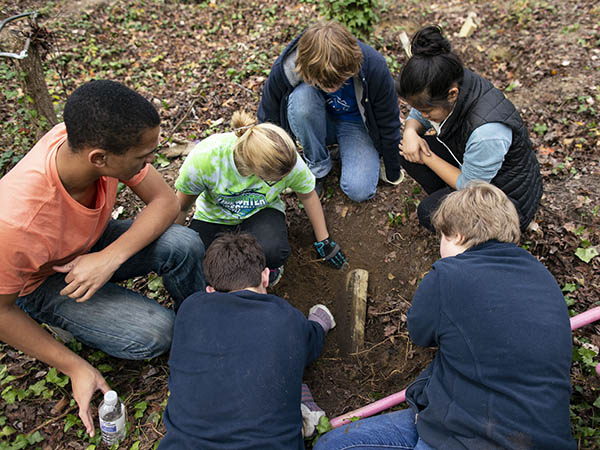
top-left (231, 111), bottom-right (256, 138)
top-left (231, 110), bottom-right (298, 181)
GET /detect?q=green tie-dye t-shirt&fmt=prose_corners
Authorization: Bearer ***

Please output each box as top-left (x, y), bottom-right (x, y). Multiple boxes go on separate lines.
top-left (175, 132), bottom-right (315, 225)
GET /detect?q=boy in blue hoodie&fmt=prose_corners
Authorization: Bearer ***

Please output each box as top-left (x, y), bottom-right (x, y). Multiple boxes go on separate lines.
top-left (159, 232), bottom-right (335, 449)
top-left (258, 21), bottom-right (402, 201)
top-left (315, 181), bottom-right (575, 450)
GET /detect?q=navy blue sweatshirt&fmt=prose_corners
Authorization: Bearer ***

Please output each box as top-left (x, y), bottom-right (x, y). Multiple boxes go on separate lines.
top-left (159, 290), bottom-right (325, 450)
top-left (406, 241), bottom-right (575, 449)
top-left (257, 32), bottom-right (402, 182)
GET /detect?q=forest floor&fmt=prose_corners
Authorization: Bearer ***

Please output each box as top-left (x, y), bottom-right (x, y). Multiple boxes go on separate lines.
top-left (1, 0), bottom-right (600, 448)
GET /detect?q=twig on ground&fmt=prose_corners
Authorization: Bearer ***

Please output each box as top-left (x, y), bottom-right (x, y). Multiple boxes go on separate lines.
top-left (233, 81), bottom-right (256, 96)
top-left (162, 98), bottom-right (199, 147)
top-left (350, 335), bottom-right (400, 356)
top-left (28, 404), bottom-right (77, 434)
top-left (370, 307), bottom-right (401, 316)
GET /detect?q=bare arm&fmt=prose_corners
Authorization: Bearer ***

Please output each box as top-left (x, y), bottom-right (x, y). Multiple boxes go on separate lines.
top-left (421, 151), bottom-right (461, 189)
top-left (401, 118), bottom-right (431, 163)
top-left (53, 166), bottom-right (179, 302)
top-left (0, 292), bottom-right (110, 436)
top-left (175, 191), bottom-right (199, 226)
top-left (296, 190), bottom-right (329, 242)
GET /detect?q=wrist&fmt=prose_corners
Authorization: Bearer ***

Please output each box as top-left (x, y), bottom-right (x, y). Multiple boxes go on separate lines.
top-left (405, 126), bottom-right (421, 138)
top-left (315, 234), bottom-right (329, 243)
top-left (59, 352), bottom-right (94, 380)
top-left (100, 245), bottom-right (129, 268)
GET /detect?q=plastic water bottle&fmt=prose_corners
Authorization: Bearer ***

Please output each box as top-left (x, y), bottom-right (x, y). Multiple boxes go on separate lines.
top-left (99, 390), bottom-right (126, 445)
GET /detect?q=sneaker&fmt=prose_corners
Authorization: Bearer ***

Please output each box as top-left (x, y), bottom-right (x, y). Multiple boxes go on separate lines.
top-left (269, 266), bottom-right (284, 287)
top-left (315, 177), bottom-right (326, 200)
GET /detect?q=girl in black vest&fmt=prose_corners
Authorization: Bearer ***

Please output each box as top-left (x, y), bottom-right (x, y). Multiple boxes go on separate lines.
top-left (396, 26), bottom-right (542, 231)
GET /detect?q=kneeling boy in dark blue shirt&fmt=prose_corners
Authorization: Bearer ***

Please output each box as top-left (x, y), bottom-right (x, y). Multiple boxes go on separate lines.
top-left (159, 232), bottom-right (335, 450)
top-left (315, 181), bottom-right (574, 450)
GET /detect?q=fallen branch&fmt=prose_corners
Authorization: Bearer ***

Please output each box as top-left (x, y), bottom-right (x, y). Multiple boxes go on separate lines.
top-left (28, 404), bottom-right (77, 434)
top-left (349, 334), bottom-right (401, 356)
top-left (161, 98), bottom-right (199, 147)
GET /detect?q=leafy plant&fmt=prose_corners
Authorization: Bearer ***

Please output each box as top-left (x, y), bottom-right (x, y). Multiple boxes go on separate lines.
top-left (320, 0), bottom-right (380, 42)
top-left (133, 400), bottom-right (148, 419)
top-left (571, 399), bottom-right (600, 448)
top-left (533, 122), bottom-right (548, 135)
top-left (0, 430), bottom-right (44, 450)
top-left (575, 239), bottom-right (599, 264)
top-left (46, 368), bottom-right (70, 388)
top-left (310, 415), bottom-right (332, 445)
top-left (387, 211), bottom-right (403, 227)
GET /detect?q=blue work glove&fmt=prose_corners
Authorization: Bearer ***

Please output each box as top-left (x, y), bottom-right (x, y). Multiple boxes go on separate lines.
top-left (314, 237), bottom-right (347, 270)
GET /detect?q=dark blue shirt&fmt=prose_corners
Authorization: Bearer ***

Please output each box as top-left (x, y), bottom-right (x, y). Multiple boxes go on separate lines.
top-left (325, 79), bottom-right (362, 122)
top-left (159, 290), bottom-right (325, 450)
top-left (406, 241), bottom-right (575, 449)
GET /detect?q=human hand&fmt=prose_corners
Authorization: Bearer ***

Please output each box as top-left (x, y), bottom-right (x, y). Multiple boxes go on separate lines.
top-left (68, 361), bottom-right (111, 437)
top-left (313, 238), bottom-right (347, 270)
top-left (308, 304), bottom-right (336, 333)
top-left (53, 252), bottom-right (121, 302)
top-left (400, 128), bottom-right (431, 164)
top-left (300, 383), bottom-right (325, 438)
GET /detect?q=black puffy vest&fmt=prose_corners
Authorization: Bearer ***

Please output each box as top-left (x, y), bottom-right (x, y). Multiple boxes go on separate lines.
top-left (439, 70), bottom-right (542, 230)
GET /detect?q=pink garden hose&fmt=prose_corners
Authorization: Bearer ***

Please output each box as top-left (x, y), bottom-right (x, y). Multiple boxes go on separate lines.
top-left (329, 306), bottom-right (600, 429)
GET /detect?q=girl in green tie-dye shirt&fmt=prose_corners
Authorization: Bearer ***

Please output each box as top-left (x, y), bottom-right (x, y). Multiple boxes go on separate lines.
top-left (175, 111), bottom-right (346, 285)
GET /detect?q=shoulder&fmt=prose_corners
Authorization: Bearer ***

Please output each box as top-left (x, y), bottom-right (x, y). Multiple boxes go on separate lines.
top-left (358, 41), bottom-right (385, 62)
top-left (470, 123), bottom-right (512, 140)
top-left (358, 42), bottom-right (389, 73)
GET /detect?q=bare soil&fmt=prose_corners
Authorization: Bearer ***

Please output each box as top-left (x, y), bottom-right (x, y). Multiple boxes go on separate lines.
top-left (1, 0), bottom-right (600, 449)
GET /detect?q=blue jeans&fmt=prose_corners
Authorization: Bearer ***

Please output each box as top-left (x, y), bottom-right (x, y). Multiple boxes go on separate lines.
top-left (314, 409), bottom-right (435, 450)
top-left (287, 83), bottom-right (380, 202)
top-left (16, 220), bottom-right (205, 360)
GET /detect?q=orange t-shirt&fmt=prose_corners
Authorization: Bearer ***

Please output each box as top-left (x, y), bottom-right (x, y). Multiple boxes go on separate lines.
top-left (0, 123), bottom-right (149, 296)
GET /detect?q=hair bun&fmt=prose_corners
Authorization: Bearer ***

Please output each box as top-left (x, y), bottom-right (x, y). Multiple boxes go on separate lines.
top-left (411, 25), bottom-right (451, 57)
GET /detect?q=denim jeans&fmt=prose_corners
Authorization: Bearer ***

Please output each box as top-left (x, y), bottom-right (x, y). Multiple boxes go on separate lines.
top-left (314, 409), bottom-right (435, 450)
top-left (189, 208), bottom-right (289, 269)
top-left (287, 83), bottom-right (380, 202)
top-left (16, 220), bottom-right (205, 360)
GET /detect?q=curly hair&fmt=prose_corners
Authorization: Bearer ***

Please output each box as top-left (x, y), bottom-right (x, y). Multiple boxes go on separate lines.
top-left (63, 80), bottom-right (160, 154)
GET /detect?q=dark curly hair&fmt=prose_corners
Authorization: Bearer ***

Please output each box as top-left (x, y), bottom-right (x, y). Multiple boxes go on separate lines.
top-left (63, 80), bottom-right (160, 154)
top-left (395, 26), bottom-right (464, 109)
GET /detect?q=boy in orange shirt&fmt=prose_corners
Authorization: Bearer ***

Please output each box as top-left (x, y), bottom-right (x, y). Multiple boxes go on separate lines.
top-left (0, 80), bottom-right (205, 437)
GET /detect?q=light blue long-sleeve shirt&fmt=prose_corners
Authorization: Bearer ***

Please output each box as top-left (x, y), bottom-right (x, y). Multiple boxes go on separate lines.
top-left (407, 108), bottom-right (512, 189)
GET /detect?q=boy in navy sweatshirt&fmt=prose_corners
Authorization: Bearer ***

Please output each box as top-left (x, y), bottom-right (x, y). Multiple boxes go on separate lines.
top-left (258, 21), bottom-right (402, 201)
top-left (159, 232), bottom-right (335, 450)
top-left (315, 181), bottom-right (575, 450)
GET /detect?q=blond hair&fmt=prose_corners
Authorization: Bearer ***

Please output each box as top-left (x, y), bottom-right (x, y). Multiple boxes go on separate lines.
top-left (296, 21), bottom-right (363, 90)
top-left (432, 181), bottom-right (520, 249)
top-left (231, 111), bottom-right (297, 181)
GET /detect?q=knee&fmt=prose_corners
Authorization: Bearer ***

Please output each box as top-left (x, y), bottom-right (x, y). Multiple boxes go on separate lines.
top-left (417, 200), bottom-right (436, 232)
top-left (341, 180), bottom-right (376, 203)
top-left (288, 84), bottom-right (323, 121)
top-left (163, 225), bottom-right (205, 261)
top-left (261, 238), bottom-right (290, 268)
top-left (125, 313), bottom-right (174, 360)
